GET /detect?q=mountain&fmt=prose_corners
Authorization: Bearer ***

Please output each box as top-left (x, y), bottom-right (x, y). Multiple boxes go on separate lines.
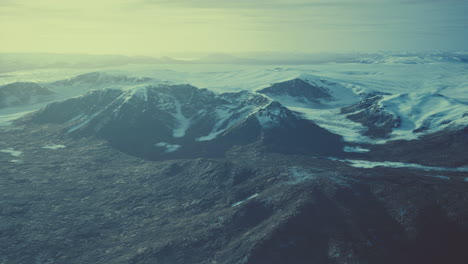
top-left (349, 51), bottom-right (468, 64)
top-left (0, 82), bottom-right (55, 109)
top-left (257, 78), bottom-right (332, 103)
top-left (365, 125), bottom-right (468, 167)
top-left (341, 92), bottom-right (468, 139)
top-left (46, 72), bottom-right (162, 98)
top-left (26, 84), bottom-right (344, 160)
top-left (257, 75), bottom-right (359, 107)
top-left (0, 53), bottom-right (191, 73)
top-left (340, 93), bottom-right (401, 138)
top-left (2, 69), bottom-right (468, 264)
top-left (49, 72), bottom-right (155, 90)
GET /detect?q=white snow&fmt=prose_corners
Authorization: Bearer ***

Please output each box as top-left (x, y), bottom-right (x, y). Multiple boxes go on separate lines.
top-left (255, 102), bottom-right (287, 128)
top-left (232, 193), bottom-right (260, 207)
top-left (67, 111), bottom-right (103, 133)
top-left (196, 107), bottom-right (239, 141)
top-left (429, 175), bottom-right (450, 180)
top-left (343, 146), bottom-right (370, 153)
top-left (332, 158), bottom-right (468, 172)
top-left (42, 144), bottom-right (66, 150)
top-left (197, 100), bottom-right (268, 141)
top-left (171, 99), bottom-right (191, 138)
top-left (0, 148), bottom-right (22, 157)
top-left (132, 86), bottom-right (148, 101)
top-left (292, 107), bottom-right (374, 143)
top-left (154, 142), bottom-right (181, 153)
top-left (376, 92), bottom-right (468, 141)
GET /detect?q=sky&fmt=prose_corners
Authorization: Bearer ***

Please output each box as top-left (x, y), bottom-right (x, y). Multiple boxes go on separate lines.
top-left (0, 0), bottom-right (467, 56)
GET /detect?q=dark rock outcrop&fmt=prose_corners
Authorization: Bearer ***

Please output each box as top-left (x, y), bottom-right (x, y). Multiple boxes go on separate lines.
top-left (366, 125), bottom-right (468, 167)
top-left (341, 95), bottom-right (401, 138)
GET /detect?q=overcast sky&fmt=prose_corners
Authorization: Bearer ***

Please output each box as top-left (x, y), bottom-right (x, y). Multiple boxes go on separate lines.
top-left (1, 0), bottom-right (467, 55)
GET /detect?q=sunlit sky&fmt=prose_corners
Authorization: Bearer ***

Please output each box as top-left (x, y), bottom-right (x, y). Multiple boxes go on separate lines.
top-left (1, 0), bottom-right (467, 56)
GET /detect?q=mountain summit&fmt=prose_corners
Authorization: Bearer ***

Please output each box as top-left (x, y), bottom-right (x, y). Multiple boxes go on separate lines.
top-left (28, 84), bottom-right (344, 159)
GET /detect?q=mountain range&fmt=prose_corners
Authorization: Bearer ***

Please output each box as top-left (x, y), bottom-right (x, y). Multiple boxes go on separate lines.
top-left (1, 69), bottom-right (467, 264)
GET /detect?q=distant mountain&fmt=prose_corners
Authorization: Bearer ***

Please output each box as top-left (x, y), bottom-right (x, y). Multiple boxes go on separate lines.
top-left (257, 75), bottom-right (359, 107)
top-left (27, 84), bottom-right (343, 159)
top-left (0, 82), bottom-right (54, 109)
top-left (257, 78), bottom-right (332, 103)
top-left (50, 72), bottom-right (155, 88)
top-left (349, 51), bottom-right (468, 64)
top-left (184, 51), bottom-right (468, 65)
top-left (0, 53), bottom-right (190, 73)
top-left (3, 51), bottom-right (467, 74)
top-left (47, 72), bottom-right (160, 97)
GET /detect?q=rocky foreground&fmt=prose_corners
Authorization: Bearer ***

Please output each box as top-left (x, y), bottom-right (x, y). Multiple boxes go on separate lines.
top-left (1, 123), bottom-right (468, 264)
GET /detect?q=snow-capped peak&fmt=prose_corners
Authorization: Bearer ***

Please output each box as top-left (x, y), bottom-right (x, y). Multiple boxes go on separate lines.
top-left (27, 83), bottom-right (343, 159)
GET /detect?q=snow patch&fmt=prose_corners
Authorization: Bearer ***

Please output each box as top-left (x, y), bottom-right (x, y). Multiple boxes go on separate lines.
top-left (256, 103), bottom-right (287, 128)
top-left (196, 107), bottom-right (234, 141)
top-left (377, 92), bottom-right (468, 141)
top-left (232, 193), bottom-right (260, 207)
top-left (67, 111), bottom-right (102, 133)
top-left (136, 86), bottom-right (148, 101)
top-left (292, 107), bottom-right (373, 143)
top-left (331, 158), bottom-right (468, 172)
top-left (429, 175), bottom-right (450, 180)
top-left (171, 99), bottom-right (191, 138)
top-left (196, 105), bottom-right (260, 141)
top-left (154, 142), bottom-right (181, 153)
top-left (42, 144), bottom-right (66, 150)
top-left (343, 146), bottom-right (370, 153)
top-left (0, 148), bottom-right (22, 157)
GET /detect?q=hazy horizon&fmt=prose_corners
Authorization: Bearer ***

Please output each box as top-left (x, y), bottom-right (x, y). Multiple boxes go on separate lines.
top-left (1, 0), bottom-right (467, 56)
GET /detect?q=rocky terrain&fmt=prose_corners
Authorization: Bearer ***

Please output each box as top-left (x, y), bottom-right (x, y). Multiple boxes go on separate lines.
top-left (1, 70), bottom-right (468, 264)
top-left (1, 122), bottom-right (468, 264)
top-left (340, 93), bottom-right (400, 138)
